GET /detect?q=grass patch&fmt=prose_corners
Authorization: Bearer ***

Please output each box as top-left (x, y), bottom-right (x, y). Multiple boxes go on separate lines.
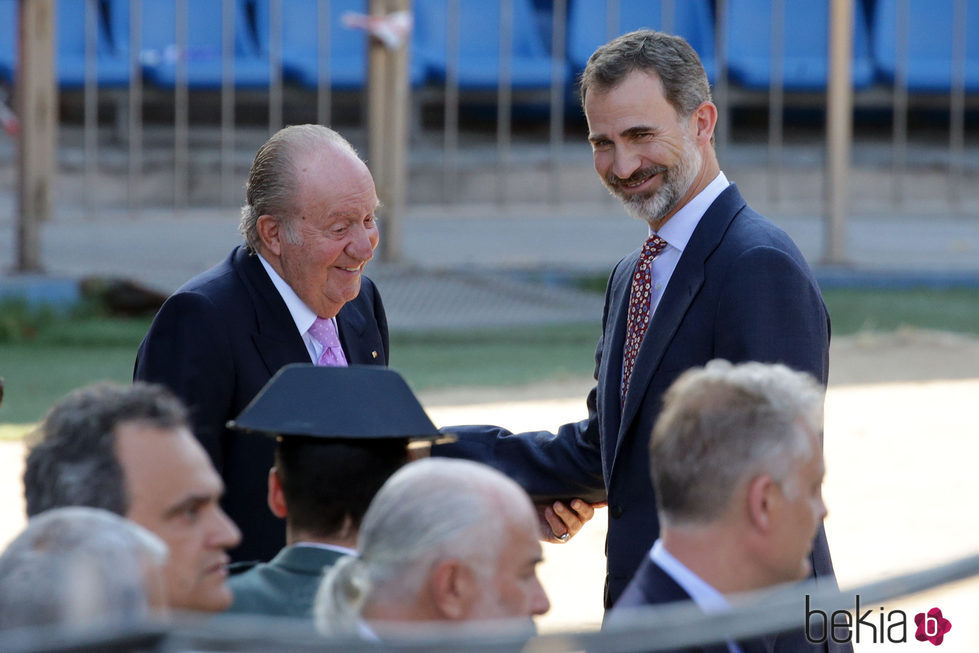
top-left (1, 285), bottom-right (977, 439)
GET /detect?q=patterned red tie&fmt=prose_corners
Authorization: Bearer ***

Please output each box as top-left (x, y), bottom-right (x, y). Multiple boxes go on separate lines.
top-left (621, 235), bottom-right (668, 405)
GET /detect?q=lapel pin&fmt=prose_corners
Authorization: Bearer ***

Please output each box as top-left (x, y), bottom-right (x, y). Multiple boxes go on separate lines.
top-left (371, 351), bottom-right (378, 359)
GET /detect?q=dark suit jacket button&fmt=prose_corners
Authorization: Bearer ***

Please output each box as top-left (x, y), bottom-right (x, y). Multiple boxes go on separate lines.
top-left (610, 505), bottom-right (623, 519)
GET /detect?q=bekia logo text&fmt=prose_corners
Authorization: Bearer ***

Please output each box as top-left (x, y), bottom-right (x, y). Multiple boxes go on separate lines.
top-left (805, 595), bottom-right (952, 645)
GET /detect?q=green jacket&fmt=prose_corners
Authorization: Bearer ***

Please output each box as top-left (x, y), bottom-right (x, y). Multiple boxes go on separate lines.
top-left (227, 544), bottom-right (348, 618)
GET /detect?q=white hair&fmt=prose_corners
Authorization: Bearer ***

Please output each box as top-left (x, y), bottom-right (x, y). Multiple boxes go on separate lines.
top-left (0, 506), bottom-right (168, 630)
top-left (314, 458), bottom-right (531, 636)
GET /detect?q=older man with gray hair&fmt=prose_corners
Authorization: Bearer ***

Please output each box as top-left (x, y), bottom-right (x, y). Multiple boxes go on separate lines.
top-left (314, 458), bottom-right (550, 639)
top-left (610, 359), bottom-right (833, 652)
top-left (0, 506), bottom-right (168, 630)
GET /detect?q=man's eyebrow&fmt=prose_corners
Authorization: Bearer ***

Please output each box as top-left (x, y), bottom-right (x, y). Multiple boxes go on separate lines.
top-left (621, 125), bottom-right (658, 138)
top-left (163, 494), bottom-right (210, 519)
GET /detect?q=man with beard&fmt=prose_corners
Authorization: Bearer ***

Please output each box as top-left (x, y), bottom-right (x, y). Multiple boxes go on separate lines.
top-left (430, 28), bottom-right (836, 627)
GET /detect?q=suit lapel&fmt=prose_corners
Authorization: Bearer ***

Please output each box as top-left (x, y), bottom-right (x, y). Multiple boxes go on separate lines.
top-left (336, 299), bottom-right (372, 365)
top-left (613, 185), bottom-right (747, 468)
top-left (599, 250), bottom-right (640, 461)
top-left (233, 247), bottom-right (311, 375)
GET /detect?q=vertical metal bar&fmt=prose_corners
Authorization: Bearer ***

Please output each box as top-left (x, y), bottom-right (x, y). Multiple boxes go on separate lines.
top-left (221, 0), bottom-right (235, 207)
top-left (16, 0), bottom-right (56, 271)
top-left (317, 0), bottom-right (332, 126)
top-left (128, 0), bottom-right (143, 214)
top-left (368, 0), bottom-right (388, 208)
top-left (606, 0), bottom-right (619, 40)
top-left (892, 0), bottom-right (909, 204)
top-left (714, 0), bottom-right (729, 168)
top-left (443, 0), bottom-right (460, 204)
top-left (381, 0), bottom-right (410, 262)
top-left (496, 0), bottom-right (513, 206)
top-left (949, 0), bottom-right (966, 207)
top-left (269, 0), bottom-right (283, 134)
top-left (768, 0), bottom-right (784, 204)
top-left (825, 0), bottom-right (853, 265)
top-left (549, 0), bottom-right (566, 206)
top-left (174, 0), bottom-right (189, 210)
top-left (661, 0), bottom-right (674, 34)
top-left (84, 0), bottom-right (98, 218)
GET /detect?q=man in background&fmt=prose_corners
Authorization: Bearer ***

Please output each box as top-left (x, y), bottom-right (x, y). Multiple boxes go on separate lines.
top-left (315, 458), bottom-right (550, 639)
top-left (0, 506), bottom-right (168, 630)
top-left (23, 382), bottom-right (241, 613)
top-left (610, 360), bottom-right (832, 651)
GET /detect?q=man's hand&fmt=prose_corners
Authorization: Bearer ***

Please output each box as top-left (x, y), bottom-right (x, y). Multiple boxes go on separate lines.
top-left (538, 499), bottom-right (606, 543)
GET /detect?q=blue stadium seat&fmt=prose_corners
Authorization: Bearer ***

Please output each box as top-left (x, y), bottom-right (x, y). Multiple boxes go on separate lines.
top-left (726, 0), bottom-right (875, 90)
top-left (567, 0), bottom-right (716, 82)
top-left (0, 0), bottom-right (14, 83)
top-left (105, 0), bottom-right (269, 89)
top-left (413, 0), bottom-right (566, 90)
top-left (251, 0), bottom-right (426, 90)
top-left (0, 0), bottom-right (130, 87)
top-left (872, 0), bottom-right (979, 91)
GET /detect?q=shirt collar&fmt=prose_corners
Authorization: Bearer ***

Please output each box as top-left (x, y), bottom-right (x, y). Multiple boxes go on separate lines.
top-left (650, 539), bottom-right (732, 614)
top-left (293, 541), bottom-right (358, 557)
top-left (257, 252), bottom-right (319, 335)
top-left (650, 171), bottom-right (730, 251)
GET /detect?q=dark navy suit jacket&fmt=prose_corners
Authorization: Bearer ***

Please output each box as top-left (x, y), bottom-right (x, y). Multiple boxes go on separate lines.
top-left (610, 556), bottom-right (768, 653)
top-left (435, 184), bottom-right (834, 608)
top-left (134, 245), bottom-right (389, 562)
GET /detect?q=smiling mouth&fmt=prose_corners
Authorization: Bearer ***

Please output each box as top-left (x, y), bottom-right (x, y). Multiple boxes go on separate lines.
top-left (337, 264), bottom-right (364, 273)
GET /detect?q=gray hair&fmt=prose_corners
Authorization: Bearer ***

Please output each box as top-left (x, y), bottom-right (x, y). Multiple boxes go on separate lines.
top-left (579, 29), bottom-right (712, 119)
top-left (239, 124), bottom-right (361, 251)
top-left (650, 360), bottom-right (824, 526)
top-left (0, 506), bottom-right (168, 630)
top-left (23, 382), bottom-right (188, 518)
top-left (314, 459), bottom-right (529, 636)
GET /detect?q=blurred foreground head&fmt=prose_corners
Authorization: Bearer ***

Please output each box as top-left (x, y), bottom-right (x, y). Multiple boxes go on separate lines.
top-left (23, 382), bottom-right (241, 613)
top-left (314, 458), bottom-right (550, 638)
top-left (652, 359), bottom-right (827, 589)
top-left (0, 506), bottom-right (167, 630)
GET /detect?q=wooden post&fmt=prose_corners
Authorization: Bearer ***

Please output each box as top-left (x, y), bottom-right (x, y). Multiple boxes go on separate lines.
top-left (825, 0), bottom-right (852, 265)
top-left (367, 0), bottom-right (409, 263)
top-left (16, 0), bottom-right (57, 273)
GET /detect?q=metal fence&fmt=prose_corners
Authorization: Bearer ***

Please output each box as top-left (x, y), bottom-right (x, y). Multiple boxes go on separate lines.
top-left (1, 0), bottom-right (977, 219)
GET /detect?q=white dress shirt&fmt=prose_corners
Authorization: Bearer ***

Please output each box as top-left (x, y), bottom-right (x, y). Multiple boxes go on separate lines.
top-left (650, 539), bottom-right (743, 653)
top-left (257, 253), bottom-right (339, 364)
top-left (646, 171), bottom-right (730, 319)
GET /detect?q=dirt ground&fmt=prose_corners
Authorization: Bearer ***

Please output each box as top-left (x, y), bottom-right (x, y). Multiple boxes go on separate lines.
top-left (1, 329), bottom-right (978, 651)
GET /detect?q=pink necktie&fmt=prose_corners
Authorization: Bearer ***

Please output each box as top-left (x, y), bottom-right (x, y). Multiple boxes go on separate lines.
top-left (308, 317), bottom-right (348, 367)
top-left (621, 235), bottom-right (668, 405)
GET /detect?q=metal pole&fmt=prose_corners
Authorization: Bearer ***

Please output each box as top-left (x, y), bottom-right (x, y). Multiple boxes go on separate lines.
top-left (384, 0), bottom-right (410, 262)
top-left (174, 0), bottom-right (189, 211)
top-left (128, 0), bottom-right (143, 215)
top-left (16, 0), bottom-right (57, 272)
top-left (268, 0), bottom-right (283, 134)
top-left (83, 0), bottom-right (98, 218)
top-left (442, 0), bottom-right (460, 204)
top-left (317, 0), bottom-right (332, 127)
top-left (221, 0), bottom-right (236, 207)
top-left (768, 0), bottom-right (784, 204)
top-left (825, 0), bottom-right (853, 265)
top-left (891, 0), bottom-right (909, 204)
top-left (714, 0), bottom-right (729, 165)
top-left (496, 0), bottom-right (513, 207)
top-left (949, 0), bottom-right (966, 208)
top-left (548, 0), bottom-right (566, 206)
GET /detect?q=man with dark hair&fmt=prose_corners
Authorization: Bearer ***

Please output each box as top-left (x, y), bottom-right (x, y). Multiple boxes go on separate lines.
top-left (135, 125), bottom-right (389, 564)
top-left (23, 382), bottom-right (241, 613)
top-left (431, 28), bottom-right (835, 615)
top-left (225, 365), bottom-right (433, 619)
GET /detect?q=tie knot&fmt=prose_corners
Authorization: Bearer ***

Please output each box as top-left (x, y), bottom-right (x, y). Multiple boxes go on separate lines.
top-left (308, 317), bottom-right (341, 349)
top-left (640, 235), bottom-right (668, 262)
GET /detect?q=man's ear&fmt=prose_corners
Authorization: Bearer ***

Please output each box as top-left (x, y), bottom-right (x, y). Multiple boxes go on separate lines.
top-left (690, 101), bottom-right (718, 146)
top-left (428, 559), bottom-right (477, 621)
top-left (267, 467), bottom-right (288, 519)
top-left (746, 474), bottom-right (777, 534)
top-left (256, 214), bottom-right (282, 256)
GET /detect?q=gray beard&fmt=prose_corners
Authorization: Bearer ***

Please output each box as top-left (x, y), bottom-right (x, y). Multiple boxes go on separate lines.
top-left (608, 144), bottom-right (702, 228)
